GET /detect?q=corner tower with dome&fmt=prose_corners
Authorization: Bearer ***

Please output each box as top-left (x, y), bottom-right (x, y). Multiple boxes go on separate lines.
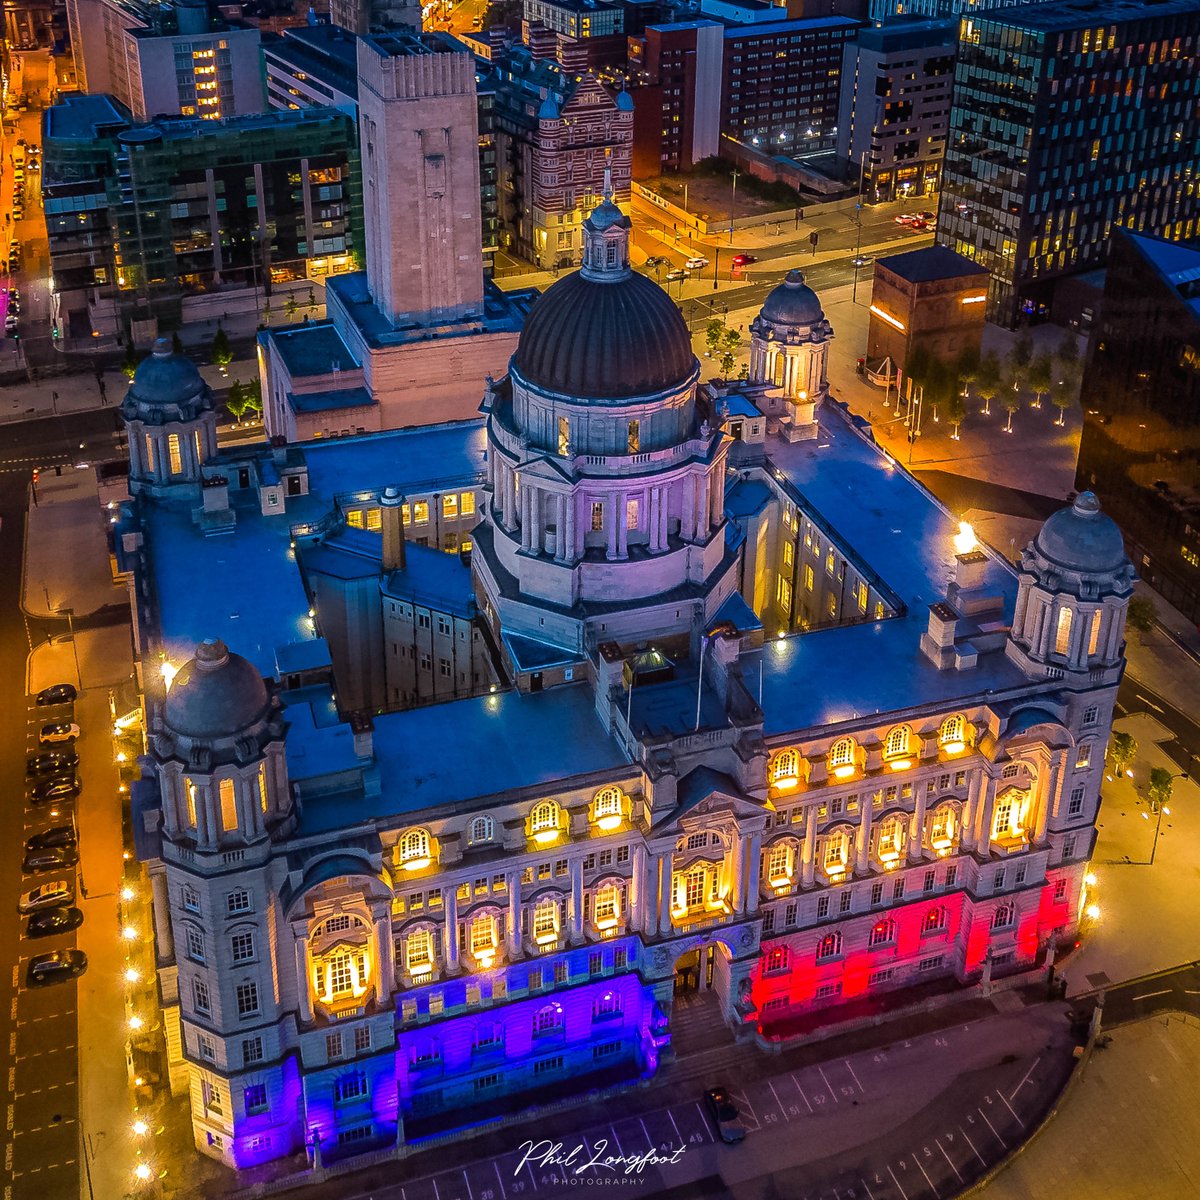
top-left (473, 186), bottom-right (738, 677)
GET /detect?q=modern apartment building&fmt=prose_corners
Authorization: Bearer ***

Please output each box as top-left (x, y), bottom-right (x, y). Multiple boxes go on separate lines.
top-left (937, 0), bottom-right (1200, 326)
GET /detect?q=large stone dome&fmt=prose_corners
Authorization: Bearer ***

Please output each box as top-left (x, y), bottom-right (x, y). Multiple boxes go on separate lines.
top-left (760, 269), bottom-right (825, 327)
top-left (121, 338), bottom-right (214, 427)
top-left (1033, 492), bottom-right (1127, 574)
top-left (163, 639), bottom-right (270, 740)
top-left (513, 270), bottom-right (695, 400)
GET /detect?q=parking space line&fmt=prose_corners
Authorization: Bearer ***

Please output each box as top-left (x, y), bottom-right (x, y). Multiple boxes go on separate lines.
top-left (768, 1080), bottom-right (787, 1120)
top-left (818, 1066), bottom-right (840, 1105)
top-left (844, 1059), bottom-right (865, 1094)
top-left (977, 1107), bottom-right (1006, 1148)
top-left (1007, 1056), bottom-right (1041, 1101)
top-left (997, 1090), bottom-right (1022, 1124)
top-left (608, 1125), bottom-right (624, 1157)
top-left (493, 1161), bottom-right (507, 1199)
top-left (911, 1151), bottom-right (940, 1197)
top-left (886, 1164), bottom-right (910, 1200)
top-left (791, 1074), bottom-right (813, 1113)
top-left (729, 1090), bottom-right (760, 1131)
top-left (859, 1178), bottom-right (877, 1199)
top-left (960, 1127), bottom-right (985, 1166)
top-left (432, 1177), bottom-right (440, 1200)
top-left (667, 1108), bottom-right (684, 1146)
top-left (935, 1138), bottom-right (961, 1182)
top-left (462, 1168), bottom-right (473, 1200)
top-left (638, 1117), bottom-right (655, 1152)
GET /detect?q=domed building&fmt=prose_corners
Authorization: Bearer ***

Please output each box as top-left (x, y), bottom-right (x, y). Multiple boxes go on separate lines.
top-left (121, 338), bottom-right (219, 496)
top-left (474, 190), bottom-right (738, 678)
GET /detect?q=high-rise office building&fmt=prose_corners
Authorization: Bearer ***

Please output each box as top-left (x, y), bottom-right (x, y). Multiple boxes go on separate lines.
top-left (937, 0), bottom-right (1200, 327)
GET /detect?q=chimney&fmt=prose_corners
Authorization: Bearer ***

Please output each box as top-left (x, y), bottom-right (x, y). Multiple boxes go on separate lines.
top-left (349, 711), bottom-right (374, 759)
top-left (953, 550), bottom-right (988, 591)
top-left (381, 487), bottom-right (406, 572)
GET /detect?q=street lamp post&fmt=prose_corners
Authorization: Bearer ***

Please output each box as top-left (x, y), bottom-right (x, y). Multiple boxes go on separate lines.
top-left (728, 170), bottom-right (739, 246)
top-left (1148, 803), bottom-right (1172, 866)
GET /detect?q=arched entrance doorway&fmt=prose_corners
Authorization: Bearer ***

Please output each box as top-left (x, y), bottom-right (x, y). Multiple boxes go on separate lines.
top-left (670, 940), bottom-right (736, 1055)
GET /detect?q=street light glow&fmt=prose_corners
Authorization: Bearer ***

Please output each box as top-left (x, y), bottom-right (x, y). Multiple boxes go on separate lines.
top-left (134, 1163), bottom-right (152, 1181)
top-left (122, 925), bottom-right (138, 940)
top-left (954, 521), bottom-right (978, 555)
top-left (125, 968), bottom-right (141, 983)
top-left (121, 887), bottom-right (136, 901)
top-left (132, 1119), bottom-right (149, 1136)
top-left (1085, 872), bottom-right (1097, 886)
top-left (1085, 903), bottom-right (1101, 920)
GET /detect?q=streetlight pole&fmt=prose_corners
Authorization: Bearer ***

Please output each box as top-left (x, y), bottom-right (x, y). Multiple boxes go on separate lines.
top-left (728, 170), bottom-right (739, 246)
top-left (852, 150), bottom-right (866, 304)
top-left (1149, 803), bottom-right (1170, 866)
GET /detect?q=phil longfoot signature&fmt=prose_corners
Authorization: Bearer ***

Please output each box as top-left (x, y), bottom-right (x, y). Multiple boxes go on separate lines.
top-left (516, 1138), bottom-right (687, 1178)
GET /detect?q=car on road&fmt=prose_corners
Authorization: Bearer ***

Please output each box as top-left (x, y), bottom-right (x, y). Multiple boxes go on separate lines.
top-left (644, 255), bottom-right (669, 268)
top-left (666, 268), bottom-right (689, 282)
top-left (685, 255), bottom-right (709, 270)
top-left (4, 315), bottom-right (17, 333)
top-left (731, 254), bottom-right (758, 267)
top-left (23, 846), bottom-right (79, 874)
top-left (894, 214), bottom-right (916, 225)
top-left (916, 209), bottom-right (935, 220)
top-left (39, 722), bottom-right (80, 745)
top-left (26, 907), bottom-right (83, 939)
top-left (31, 774), bottom-right (81, 804)
top-left (27, 950), bottom-right (87, 987)
top-left (25, 826), bottom-right (77, 852)
top-left (851, 255), bottom-right (874, 268)
top-left (27, 750), bottom-right (79, 776)
top-left (704, 1086), bottom-right (748, 1144)
top-left (908, 218), bottom-right (929, 230)
top-left (36, 683), bottom-right (77, 705)
top-left (18, 880), bottom-right (75, 913)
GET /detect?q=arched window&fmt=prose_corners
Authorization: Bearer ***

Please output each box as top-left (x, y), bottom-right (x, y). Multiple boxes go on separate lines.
top-left (184, 778), bottom-right (198, 828)
top-left (592, 786), bottom-right (624, 829)
top-left (922, 906), bottom-right (947, 934)
top-left (992, 790), bottom-right (1025, 841)
top-left (1087, 609), bottom-right (1102, 656)
top-left (1002, 763), bottom-right (1023, 779)
top-left (256, 763), bottom-right (269, 814)
top-left (533, 1003), bottom-right (563, 1035)
top-left (884, 725), bottom-right (911, 761)
top-left (771, 748), bottom-right (801, 787)
top-left (533, 897), bottom-right (561, 942)
top-left (765, 945), bottom-right (790, 973)
top-left (406, 929), bottom-right (434, 974)
top-left (991, 903), bottom-right (1015, 931)
top-left (530, 800), bottom-right (561, 843)
top-left (829, 737), bottom-right (857, 776)
top-left (869, 918), bottom-right (896, 947)
top-left (816, 931), bottom-right (842, 962)
top-left (468, 815), bottom-right (494, 845)
top-left (930, 805), bottom-right (956, 851)
top-left (218, 778), bottom-right (238, 832)
top-left (876, 815), bottom-right (906, 864)
top-left (314, 946), bottom-right (369, 1002)
top-left (469, 913), bottom-right (497, 959)
top-left (823, 831), bottom-right (850, 873)
top-left (766, 842), bottom-right (794, 886)
top-left (1054, 606), bottom-right (1073, 656)
top-left (593, 991), bottom-right (621, 1020)
top-left (594, 883), bottom-right (621, 927)
top-left (938, 714), bottom-right (965, 751)
top-left (399, 828), bottom-right (432, 869)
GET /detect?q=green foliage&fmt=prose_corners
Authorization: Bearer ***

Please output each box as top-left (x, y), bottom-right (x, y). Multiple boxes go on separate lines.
top-left (1028, 353), bottom-right (1053, 406)
top-left (944, 390), bottom-right (966, 432)
top-left (121, 343), bottom-right (139, 380)
top-left (719, 350), bottom-right (736, 378)
top-left (210, 326), bottom-right (233, 369)
top-left (1126, 595), bottom-right (1157, 635)
top-left (1108, 731), bottom-right (1137, 776)
top-left (1148, 766), bottom-right (1175, 809)
top-left (974, 350), bottom-right (1002, 406)
top-left (723, 327), bottom-right (742, 354)
top-left (285, 293), bottom-right (299, 319)
top-left (307, 287), bottom-right (317, 312)
top-left (226, 380), bottom-right (246, 418)
top-left (226, 378), bottom-right (263, 420)
top-left (243, 378), bottom-right (263, 416)
top-left (705, 320), bottom-right (724, 355)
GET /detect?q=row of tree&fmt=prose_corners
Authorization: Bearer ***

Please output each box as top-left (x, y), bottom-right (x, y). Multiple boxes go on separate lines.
top-left (903, 330), bottom-right (1084, 438)
top-left (1108, 726), bottom-right (1179, 812)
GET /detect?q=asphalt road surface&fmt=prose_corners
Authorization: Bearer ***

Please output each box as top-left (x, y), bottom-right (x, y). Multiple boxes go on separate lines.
top-left (1088, 961), bottom-right (1200, 1027)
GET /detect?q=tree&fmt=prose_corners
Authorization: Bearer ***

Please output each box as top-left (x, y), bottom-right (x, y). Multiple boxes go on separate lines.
top-left (243, 378), bottom-right (263, 418)
top-left (1027, 353), bottom-right (1053, 409)
top-left (307, 287), bottom-right (318, 313)
top-left (226, 380), bottom-right (246, 419)
top-left (1006, 332), bottom-right (1034, 416)
top-left (1055, 330), bottom-right (1081, 375)
top-left (975, 350), bottom-right (1002, 415)
top-left (1126, 595), bottom-right (1157, 641)
top-left (705, 319), bottom-right (724, 358)
top-left (1000, 372), bottom-right (1021, 432)
top-left (1108, 730), bottom-right (1137, 777)
top-left (723, 327), bottom-right (743, 356)
top-left (719, 349), bottom-right (736, 379)
top-left (1148, 766), bottom-right (1175, 813)
top-left (1051, 373), bottom-right (1075, 426)
top-left (285, 293), bottom-right (299, 321)
top-left (121, 343), bottom-right (139, 380)
top-left (945, 390), bottom-right (967, 440)
top-left (171, 330), bottom-right (184, 355)
top-left (955, 345), bottom-right (980, 405)
top-left (210, 326), bottom-right (232, 374)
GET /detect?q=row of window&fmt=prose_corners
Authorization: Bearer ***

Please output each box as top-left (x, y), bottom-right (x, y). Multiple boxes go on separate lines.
top-left (344, 491), bottom-right (476, 530)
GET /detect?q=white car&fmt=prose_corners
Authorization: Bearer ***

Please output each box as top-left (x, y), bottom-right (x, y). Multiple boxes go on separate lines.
top-left (18, 880), bottom-right (75, 914)
top-left (39, 722), bottom-right (81, 745)
top-left (685, 256), bottom-right (710, 270)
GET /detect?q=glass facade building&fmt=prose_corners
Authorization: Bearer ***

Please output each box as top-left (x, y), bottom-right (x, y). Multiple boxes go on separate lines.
top-left (937, 0), bottom-right (1200, 327)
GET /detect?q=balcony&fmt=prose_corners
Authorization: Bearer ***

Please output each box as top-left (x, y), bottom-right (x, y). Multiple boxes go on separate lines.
top-left (670, 900), bottom-right (732, 932)
top-left (991, 833), bottom-right (1028, 856)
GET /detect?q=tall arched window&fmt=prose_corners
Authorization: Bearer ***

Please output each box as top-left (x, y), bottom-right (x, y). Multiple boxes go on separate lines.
top-left (938, 714), bottom-right (965, 750)
top-left (533, 1003), bottom-right (563, 1035)
top-left (876, 815), bottom-right (906, 864)
top-left (532, 897), bottom-right (561, 942)
top-left (816, 931), bottom-right (842, 961)
top-left (922, 906), bottom-right (947, 934)
top-left (256, 763), bottom-right (269, 815)
top-left (399, 828), bottom-right (432, 869)
top-left (930, 804), bottom-right (956, 851)
top-left (991, 903), bottom-right (1015, 930)
top-left (468, 815), bottom-right (494, 845)
top-left (884, 725), bottom-right (911, 760)
top-left (530, 800), bottom-right (561, 843)
top-left (869, 918), bottom-right (896, 947)
top-left (829, 736), bottom-right (857, 777)
top-left (823, 830), bottom-right (850, 874)
top-left (184, 778), bottom-right (198, 828)
top-left (469, 913), bottom-right (497, 960)
top-left (593, 991), bottom-right (621, 1020)
top-left (405, 929), bottom-right (434, 975)
top-left (992, 790), bottom-right (1026, 842)
top-left (594, 883), bottom-right (621, 927)
top-left (1054, 606), bottom-right (1073, 655)
top-left (218, 778), bottom-right (238, 832)
top-left (592, 786), bottom-right (624, 829)
top-left (1088, 609), bottom-right (1102, 656)
top-left (771, 748), bottom-right (801, 788)
top-left (766, 842), bottom-right (794, 886)
top-left (765, 945), bottom-right (790, 974)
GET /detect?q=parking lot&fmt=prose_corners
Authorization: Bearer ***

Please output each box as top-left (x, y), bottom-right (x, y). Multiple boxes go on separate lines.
top-left (348, 1009), bottom-right (1073, 1200)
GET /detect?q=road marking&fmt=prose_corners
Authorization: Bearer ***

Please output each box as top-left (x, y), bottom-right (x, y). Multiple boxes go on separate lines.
top-left (817, 1065), bottom-right (839, 1104)
top-left (463, 1168), bottom-right (473, 1200)
top-left (1008, 1056), bottom-right (1041, 1100)
top-left (960, 1128), bottom-right (985, 1166)
top-left (768, 1081), bottom-right (788, 1119)
top-left (791, 1073), bottom-right (813, 1113)
top-left (1182, 989), bottom-right (1200, 996)
top-left (844, 1059), bottom-right (865, 1093)
top-left (666, 1108), bottom-right (684, 1147)
top-left (997, 1090), bottom-right (1022, 1124)
top-left (1133, 694), bottom-right (1164, 713)
top-left (859, 1179), bottom-right (877, 1199)
top-left (1131, 989), bottom-right (1172, 1002)
top-left (886, 1164), bottom-right (910, 1200)
top-left (936, 1138), bottom-right (961, 1182)
top-left (978, 1107), bottom-right (1006, 1148)
top-left (912, 1151), bottom-right (940, 1197)
top-left (492, 1161), bottom-right (507, 1200)
top-left (638, 1118), bottom-right (653, 1151)
top-left (608, 1125), bottom-right (624, 1157)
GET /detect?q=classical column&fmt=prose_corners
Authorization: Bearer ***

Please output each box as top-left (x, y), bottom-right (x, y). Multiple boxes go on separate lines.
top-left (128, 428), bottom-right (144, 478)
top-left (961, 773), bottom-right (981, 852)
top-left (519, 479), bottom-right (532, 550)
top-left (855, 807), bottom-right (871, 875)
top-left (150, 870), bottom-right (174, 962)
top-left (555, 492), bottom-right (567, 562)
top-left (656, 853), bottom-right (672, 936)
top-left (743, 834), bottom-right (762, 914)
top-left (442, 885), bottom-right (460, 972)
top-left (506, 871), bottom-right (522, 958)
top-left (696, 474), bottom-right (710, 538)
top-left (649, 488), bottom-right (662, 553)
top-left (908, 786), bottom-right (928, 863)
top-left (194, 783), bottom-right (213, 851)
top-left (1035, 763), bottom-right (1058, 845)
top-left (607, 490), bottom-right (620, 559)
top-left (374, 913), bottom-right (395, 1001)
top-left (977, 778), bottom-right (996, 857)
top-left (710, 471), bottom-right (724, 528)
top-left (295, 933), bottom-right (313, 1023)
top-left (502, 464), bottom-right (516, 528)
top-left (617, 494), bottom-right (629, 559)
top-left (631, 845), bottom-right (647, 928)
top-left (1013, 585), bottom-right (1030, 640)
top-left (732, 836), bottom-right (747, 914)
top-left (570, 857), bottom-right (585, 943)
top-left (530, 486), bottom-right (544, 554)
top-left (802, 806), bottom-right (818, 886)
top-left (682, 474), bottom-right (696, 543)
top-left (659, 484), bottom-right (671, 547)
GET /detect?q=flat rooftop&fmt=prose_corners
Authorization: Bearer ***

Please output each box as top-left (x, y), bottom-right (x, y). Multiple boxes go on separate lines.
top-left (972, 0), bottom-right (1200, 33)
top-left (877, 245), bottom-right (990, 285)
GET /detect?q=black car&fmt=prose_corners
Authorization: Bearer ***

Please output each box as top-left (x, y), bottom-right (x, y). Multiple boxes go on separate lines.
top-left (27, 751), bottom-right (78, 777)
top-left (31, 774), bottom-right (81, 804)
top-left (26, 907), bottom-right (83, 938)
top-left (25, 826), bottom-right (76, 852)
top-left (704, 1086), bottom-right (748, 1144)
top-left (27, 950), bottom-right (87, 986)
top-left (35, 683), bottom-right (77, 706)
top-left (23, 846), bottom-right (79, 874)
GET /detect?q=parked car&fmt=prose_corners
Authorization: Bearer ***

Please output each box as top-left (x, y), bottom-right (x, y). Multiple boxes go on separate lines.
top-left (685, 255), bottom-right (709, 270)
top-left (644, 255), bottom-right (668, 268)
top-left (704, 1086), bottom-right (748, 1144)
top-left (31, 774), bottom-right (81, 804)
top-left (4, 316), bottom-right (17, 332)
top-left (25, 826), bottom-right (77, 852)
top-left (26, 907), bottom-right (83, 939)
top-left (908, 219), bottom-right (929, 230)
top-left (731, 253), bottom-right (758, 267)
top-left (36, 683), bottom-right (77, 706)
top-left (23, 846), bottom-right (79, 875)
top-left (18, 880), bottom-right (75, 913)
top-left (39, 722), bottom-right (80, 745)
top-left (27, 751), bottom-right (78, 777)
top-left (27, 950), bottom-right (87, 987)
top-left (666, 268), bottom-right (689, 282)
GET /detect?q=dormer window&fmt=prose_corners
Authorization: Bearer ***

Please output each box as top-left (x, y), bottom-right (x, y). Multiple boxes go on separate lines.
top-left (591, 786), bottom-right (624, 830)
top-left (530, 800), bottom-right (562, 845)
top-left (468, 815), bottom-right (494, 845)
top-left (829, 737), bottom-right (857, 779)
top-left (399, 828), bottom-right (432, 871)
top-left (938, 714), bottom-right (966, 753)
top-left (771, 748), bottom-right (801, 789)
top-left (884, 725), bottom-right (912, 767)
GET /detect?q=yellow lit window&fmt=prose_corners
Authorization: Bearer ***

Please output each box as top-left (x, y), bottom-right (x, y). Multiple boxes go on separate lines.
top-left (931, 806), bottom-right (955, 851)
top-left (591, 502), bottom-right (604, 532)
top-left (412, 501), bottom-right (429, 524)
top-left (771, 748), bottom-right (800, 788)
top-left (185, 778), bottom-right (198, 827)
top-left (884, 726), bottom-right (911, 760)
top-left (777, 576), bottom-right (792, 614)
top-left (406, 929), bottom-right (434, 973)
top-left (1054, 607), bottom-right (1073, 655)
top-left (144, 435), bottom-right (156, 473)
top-left (829, 737), bottom-right (857, 777)
top-left (346, 509), bottom-right (364, 529)
top-left (460, 491), bottom-right (476, 517)
top-left (626, 498), bottom-right (639, 530)
top-left (442, 494), bottom-right (458, 519)
top-left (470, 914), bottom-right (497, 957)
top-left (531, 800), bottom-right (561, 842)
top-left (783, 541), bottom-right (794, 569)
top-left (766, 843), bottom-right (793, 885)
top-left (627, 420), bottom-right (640, 453)
top-left (804, 565), bottom-right (815, 592)
top-left (1087, 610), bottom-right (1101, 655)
top-left (168, 433), bottom-right (183, 476)
top-left (399, 828), bottom-right (431, 870)
top-left (366, 508), bottom-right (382, 531)
top-left (824, 832), bottom-right (849, 872)
top-left (558, 416), bottom-right (570, 456)
top-left (219, 778), bottom-right (237, 832)
top-left (939, 714), bottom-right (965, 751)
top-left (533, 898), bottom-right (560, 941)
top-left (257, 764), bottom-right (268, 814)
top-left (594, 884), bottom-right (620, 925)
top-left (876, 816), bottom-right (904, 864)
top-left (194, 429), bottom-right (204, 466)
top-left (592, 786), bottom-right (623, 829)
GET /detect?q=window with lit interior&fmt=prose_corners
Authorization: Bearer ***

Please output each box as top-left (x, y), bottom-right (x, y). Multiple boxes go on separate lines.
top-left (876, 815), bottom-right (906, 865)
top-left (592, 786), bottom-right (623, 829)
top-left (869, 918), bottom-right (896, 947)
top-left (938, 714), bottom-right (965, 751)
top-left (468, 815), bottom-right (493, 845)
top-left (533, 897), bottom-right (560, 942)
top-left (829, 737), bottom-right (857, 777)
top-left (405, 929), bottom-right (434, 975)
top-left (530, 800), bottom-right (561, 842)
top-left (991, 790), bottom-right (1026, 843)
top-left (469, 913), bottom-right (497, 960)
top-left (771, 748), bottom-right (800, 788)
top-left (767, 842), bottom-right (794, 886)
top-left (593, 883), bottom-right (621, 927)
top-left (884, 725), bottom-right (911, 762)
top-left (930, 804), bottom-right (956, 852)
top-left (816, 931), bottom-right (842, 961)
top-left (399, 828), bottom-right (432, 870)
